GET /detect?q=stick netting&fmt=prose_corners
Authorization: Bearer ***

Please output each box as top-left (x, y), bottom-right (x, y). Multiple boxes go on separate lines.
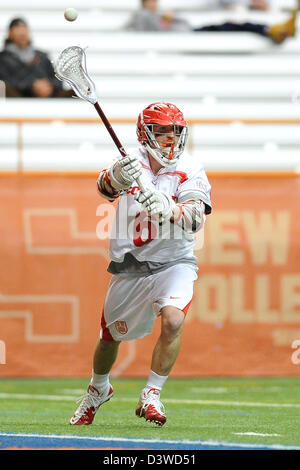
top-left (55, 46), bottom-right (97, 104)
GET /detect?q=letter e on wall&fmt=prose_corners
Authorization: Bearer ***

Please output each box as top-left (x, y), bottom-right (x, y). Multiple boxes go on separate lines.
top-left (0, 340), bottom-right (6, 364)
top-left (291, 340), bottom-right (300, 365)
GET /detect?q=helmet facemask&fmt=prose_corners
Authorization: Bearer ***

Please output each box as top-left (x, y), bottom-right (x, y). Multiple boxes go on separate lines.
top-left (142, 122), bottom-right (188, 167)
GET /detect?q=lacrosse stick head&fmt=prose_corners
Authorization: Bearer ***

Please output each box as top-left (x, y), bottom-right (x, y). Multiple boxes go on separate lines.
top-left (55, 46), bottom-right (98, 104)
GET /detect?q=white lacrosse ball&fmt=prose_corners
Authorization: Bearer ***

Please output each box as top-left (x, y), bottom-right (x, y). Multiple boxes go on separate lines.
top-left (64, 8), bottom-right (78, 21)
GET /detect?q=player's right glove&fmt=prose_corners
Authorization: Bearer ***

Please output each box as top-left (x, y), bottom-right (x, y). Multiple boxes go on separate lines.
top-left (134, 189), bottom-right (175, 222)
top-left (109, 155), bottom-right (142, 191)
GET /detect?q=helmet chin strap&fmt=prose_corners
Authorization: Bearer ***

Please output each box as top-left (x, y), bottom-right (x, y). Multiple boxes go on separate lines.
top-left (168, 142), bottom-right (174, 160)
top-left (146, 144), bottom-right (177, 167)
top-left (161, 140), bottom-right (174, 160)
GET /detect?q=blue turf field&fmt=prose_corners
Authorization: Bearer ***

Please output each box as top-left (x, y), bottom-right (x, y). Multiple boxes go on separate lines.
top-left (1, 432), bottom-right (300, 450)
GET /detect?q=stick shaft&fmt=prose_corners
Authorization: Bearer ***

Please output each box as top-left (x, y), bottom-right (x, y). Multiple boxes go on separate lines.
top-left (94, 102), bottom-right (127, 157)
top-left (94, 102), bottom-right (146, 192)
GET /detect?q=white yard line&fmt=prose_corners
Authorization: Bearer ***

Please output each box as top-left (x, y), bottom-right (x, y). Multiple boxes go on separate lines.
top-left (234, 432), bottom-right (281, 437)
top-left (0, 392), bottom-right (300, 408)
top-left (61, 389), bottom-right (88, 394)
top-left (190, 387), bottom-right (231, 394)
top-left (0, 393), bottom-right (76, 401)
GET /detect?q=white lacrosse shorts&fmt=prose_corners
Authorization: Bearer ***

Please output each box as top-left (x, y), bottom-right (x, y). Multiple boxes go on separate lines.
top-left (100, 263), bottom-right (198, 341)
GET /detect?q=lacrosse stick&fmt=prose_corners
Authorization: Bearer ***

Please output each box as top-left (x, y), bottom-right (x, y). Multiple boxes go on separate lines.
top-left (55, 46), bottom-right (147, 192)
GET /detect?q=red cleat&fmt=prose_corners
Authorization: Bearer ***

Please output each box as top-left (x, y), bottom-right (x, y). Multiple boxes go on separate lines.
top-left (136, 388), bottom-right (166, 426)
top-left (70, 384), bottom-right (114, 425)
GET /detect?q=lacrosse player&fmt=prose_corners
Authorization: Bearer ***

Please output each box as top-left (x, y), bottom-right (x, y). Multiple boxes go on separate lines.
top-left (70, 102), bottom-right (212, 426)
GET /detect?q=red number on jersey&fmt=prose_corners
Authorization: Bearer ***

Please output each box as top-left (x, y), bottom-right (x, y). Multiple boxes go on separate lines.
top-left (133, 210), bottom-right (157, 247)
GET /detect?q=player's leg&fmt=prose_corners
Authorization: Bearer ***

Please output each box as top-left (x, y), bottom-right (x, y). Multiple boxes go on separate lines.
top-left (136, 305), bottom-right (185, 426)
top-left (93, 338), bottom-right (120, 374)
top-left (70, 338), bottom-right (120, 425)
top-left (151, 305), bottom-right (185, 376)
top-left (136, 264), bottom-right (196, 425)
top-left (70, 273), bottom-right (154, 425)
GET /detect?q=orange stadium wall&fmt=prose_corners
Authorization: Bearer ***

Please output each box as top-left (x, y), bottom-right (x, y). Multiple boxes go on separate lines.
top-left (0, 173), bottom-right (299, 378)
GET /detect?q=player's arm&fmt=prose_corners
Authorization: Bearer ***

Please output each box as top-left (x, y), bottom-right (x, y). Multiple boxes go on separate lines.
top-left (174, 167), bottom-right (212, 232)
top-left (171, 197), bottom-right (205, 233)
top-left (97, 155), bottom-right (142, 202)
top-left (135, 189), bottom-right (205, 233)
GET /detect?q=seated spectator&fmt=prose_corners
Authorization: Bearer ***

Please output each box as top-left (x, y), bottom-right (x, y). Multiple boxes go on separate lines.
top-left (125, 0), bottom-right (297, 44)
top-left (219, 0), bottom-right (269, 10)
top-left (0, 18), bottom-right (73, 98)
top-left (125, 0), bottom-right (190, 31)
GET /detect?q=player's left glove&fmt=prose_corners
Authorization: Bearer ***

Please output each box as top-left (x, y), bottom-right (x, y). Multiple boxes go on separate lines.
top-left (109, 155), bottom-right (142, 191)
top-left (134, 189), bottom-right (176, 222)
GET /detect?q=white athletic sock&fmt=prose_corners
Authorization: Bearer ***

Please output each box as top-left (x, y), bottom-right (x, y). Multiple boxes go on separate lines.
top-left (91, 371), bottom-right (110, 392)
top-left (145, 370), bottom-right (168, 392)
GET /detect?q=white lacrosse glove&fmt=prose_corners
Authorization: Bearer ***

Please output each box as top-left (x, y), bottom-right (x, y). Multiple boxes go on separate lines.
top-left (109, 155), bottom-right (142, 191)
top-left (134, 189), bottom-right (176, 222)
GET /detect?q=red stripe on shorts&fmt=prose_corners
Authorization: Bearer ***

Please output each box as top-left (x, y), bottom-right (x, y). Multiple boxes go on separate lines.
top-left (101, 310), bottom-right (114, 341)
top-left (182, 299), bottom-right (193, 316)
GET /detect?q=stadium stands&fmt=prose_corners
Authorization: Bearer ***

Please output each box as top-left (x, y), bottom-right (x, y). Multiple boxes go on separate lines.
top-left (0, 0), bottom-right (299, 171)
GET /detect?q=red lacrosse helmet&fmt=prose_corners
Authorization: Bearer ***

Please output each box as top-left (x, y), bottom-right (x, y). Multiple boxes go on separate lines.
top-left (137, 102), bottom-right (188, 166)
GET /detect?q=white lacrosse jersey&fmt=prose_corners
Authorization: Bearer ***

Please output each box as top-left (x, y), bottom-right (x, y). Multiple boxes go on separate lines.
top-left (108, 146), bottom-right (212, 264)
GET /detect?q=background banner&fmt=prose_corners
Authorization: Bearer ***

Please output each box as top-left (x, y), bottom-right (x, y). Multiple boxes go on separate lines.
top-left (0, 173), bottom-right (299, 377)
